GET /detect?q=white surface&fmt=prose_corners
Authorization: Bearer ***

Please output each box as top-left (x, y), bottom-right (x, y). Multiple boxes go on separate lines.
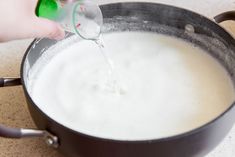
top-left (98, 1), bottom-right (235, 156)
top-left (30, 32), bottom-right (234, 141)
top-left (96, 1), bottom-right (235, 155)
top-left (0, 0), bottom-right (234, 156)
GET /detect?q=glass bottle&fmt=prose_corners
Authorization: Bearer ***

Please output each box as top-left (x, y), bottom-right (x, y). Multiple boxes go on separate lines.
top-left (36, 0), bottom-right (103, 40)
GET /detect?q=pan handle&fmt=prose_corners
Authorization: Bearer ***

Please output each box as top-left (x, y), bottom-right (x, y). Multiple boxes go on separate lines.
top-left (0, 77), bottom-right (59, 148)
top-left (0, 77), bottom-right (21, 87)
top-left (214, 11), bottom-right (235, 23)
top-left (0, 125), bottom-right (59, 148)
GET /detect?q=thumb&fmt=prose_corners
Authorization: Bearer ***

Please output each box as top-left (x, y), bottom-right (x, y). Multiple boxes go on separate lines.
top-left (29, 17), bottom-right (65, 40)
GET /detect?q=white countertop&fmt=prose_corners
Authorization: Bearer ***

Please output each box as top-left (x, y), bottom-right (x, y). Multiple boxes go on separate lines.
top-left (0, 0), bottom-right (235, 156)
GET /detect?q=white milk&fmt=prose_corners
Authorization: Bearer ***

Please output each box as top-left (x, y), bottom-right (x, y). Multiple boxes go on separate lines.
top-left (29, 32), bottom-right (235, 140)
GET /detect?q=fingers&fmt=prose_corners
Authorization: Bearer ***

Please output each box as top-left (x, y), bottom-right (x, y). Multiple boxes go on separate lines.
top-left (26, 17), bottom-right (65, 40)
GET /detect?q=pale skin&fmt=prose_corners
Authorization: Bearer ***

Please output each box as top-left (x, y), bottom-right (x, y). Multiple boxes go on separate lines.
top-left (0, 0), bottom-right (65, 42)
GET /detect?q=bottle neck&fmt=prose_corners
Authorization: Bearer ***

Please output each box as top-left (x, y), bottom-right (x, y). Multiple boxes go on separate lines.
top-left (36, 0), bottom-right (60, 19)
top-left (36, 0), bottom-right (78, 19)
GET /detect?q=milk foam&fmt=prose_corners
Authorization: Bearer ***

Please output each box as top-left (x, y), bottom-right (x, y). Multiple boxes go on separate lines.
top-left (29, 32), bottom-right (235, 140)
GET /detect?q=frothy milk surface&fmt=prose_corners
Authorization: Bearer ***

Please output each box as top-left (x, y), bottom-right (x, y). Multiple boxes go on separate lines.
top-left (29, 32), bottom-right (235, 140)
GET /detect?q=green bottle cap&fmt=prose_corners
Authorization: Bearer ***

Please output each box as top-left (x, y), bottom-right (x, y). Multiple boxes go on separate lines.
top-left (36, 0), bottom-right (60, 20)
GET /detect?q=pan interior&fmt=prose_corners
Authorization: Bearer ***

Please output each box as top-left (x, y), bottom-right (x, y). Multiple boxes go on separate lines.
top-left (23, 16), bottom-right (235, 140)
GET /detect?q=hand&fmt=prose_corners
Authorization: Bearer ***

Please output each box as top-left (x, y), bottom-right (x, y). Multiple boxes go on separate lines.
top-left (0, 0), bottom-right (65, 42)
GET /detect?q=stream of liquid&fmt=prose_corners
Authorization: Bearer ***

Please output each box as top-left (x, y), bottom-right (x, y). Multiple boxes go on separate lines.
top-left (94, 36), bottom-right (125, 95)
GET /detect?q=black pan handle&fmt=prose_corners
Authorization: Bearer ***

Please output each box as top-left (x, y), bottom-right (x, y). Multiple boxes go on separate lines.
top-left (214, 11), bottom-right (235, 23)
top-left (0, 77), bottom-right (59, 148)
top-left (0, 77), bottom-right (21, 87)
